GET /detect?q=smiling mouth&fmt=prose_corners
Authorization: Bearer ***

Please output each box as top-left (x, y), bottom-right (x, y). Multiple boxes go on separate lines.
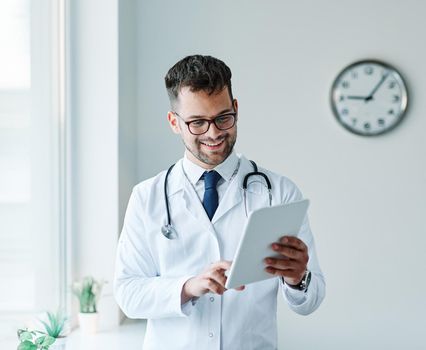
top-left (200, 139), bottom-right (225, 149)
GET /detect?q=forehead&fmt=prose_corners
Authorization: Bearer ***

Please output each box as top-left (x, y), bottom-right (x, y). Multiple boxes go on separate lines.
top-left (176, 86), bottom-right (232, 116)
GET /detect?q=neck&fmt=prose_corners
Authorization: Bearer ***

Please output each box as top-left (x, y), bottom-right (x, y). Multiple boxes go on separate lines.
top-left (185, 150), bottom-right (221, 170)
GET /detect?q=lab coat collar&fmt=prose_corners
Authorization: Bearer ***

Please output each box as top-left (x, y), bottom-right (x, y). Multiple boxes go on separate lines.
top-left (180, 151), bottom-right (241, 229)
top-left (166, 154), bottom-right (253, 228)
top-left (211, 155), bottom-right (254, 224)
top-left (164, 159), bottom-right (185, 198)
top-left (162, 159), bottom-right (213, 232)
top-left (182, 176), bottom-right (215, 233)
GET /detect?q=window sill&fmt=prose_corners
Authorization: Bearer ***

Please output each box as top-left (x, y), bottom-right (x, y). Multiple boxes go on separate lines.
top-left (66, 319), bottom-right (146, 349)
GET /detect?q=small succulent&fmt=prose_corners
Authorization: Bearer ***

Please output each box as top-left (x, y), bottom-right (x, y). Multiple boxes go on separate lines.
top-left (39, 310), bottom-right (67, 338)
top-left (72, 276), bottom-right (105, 313)
top-left (17, 329), bottom-right (56, 350)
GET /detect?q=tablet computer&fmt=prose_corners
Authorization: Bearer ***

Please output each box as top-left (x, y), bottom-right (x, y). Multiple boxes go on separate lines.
top-left (225, 199), bottom-right (310, 289)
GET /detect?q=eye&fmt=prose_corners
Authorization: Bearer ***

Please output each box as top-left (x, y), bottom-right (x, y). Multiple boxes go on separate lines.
top-left (190, 120), bottom-right (206, 128)
top-left (216, 115), bottom-right (232, 124)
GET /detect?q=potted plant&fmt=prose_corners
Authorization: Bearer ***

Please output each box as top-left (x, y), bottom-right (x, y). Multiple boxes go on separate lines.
top-left (72, 276), bottom-right (105, 334)
top-left (39, 311), bottom-right (67, 350)
top-left (17, 329), bottom-right (55, 350)
top-left (17, 311), bottom-right (67, 350)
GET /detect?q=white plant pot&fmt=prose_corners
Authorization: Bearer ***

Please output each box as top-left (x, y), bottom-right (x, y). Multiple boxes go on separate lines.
top-left (50, 337), bottom-right (67, 350)
top-left (78, 312), bottom-right (99, 335)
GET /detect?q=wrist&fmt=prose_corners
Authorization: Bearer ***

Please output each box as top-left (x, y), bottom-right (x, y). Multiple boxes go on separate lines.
top-left (284, 270), bottom-right (311, 292)
top-left (181, 279), bottom-right (195, 304)
top-left (284, 276), bottom-right (303, 286)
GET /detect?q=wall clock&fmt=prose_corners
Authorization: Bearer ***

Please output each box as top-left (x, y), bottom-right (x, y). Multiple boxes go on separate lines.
top-left (330, 59), bottom-right (408, 136)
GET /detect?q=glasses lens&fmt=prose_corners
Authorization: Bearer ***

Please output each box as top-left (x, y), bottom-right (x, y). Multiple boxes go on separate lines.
top-left (215, 114), bottom-right (235, 130)
top-left (188, 120), bottom-right (209, 135)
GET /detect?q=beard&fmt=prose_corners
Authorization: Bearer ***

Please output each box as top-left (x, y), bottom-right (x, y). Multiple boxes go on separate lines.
top-left (183, 130), bottom-right (237, 167)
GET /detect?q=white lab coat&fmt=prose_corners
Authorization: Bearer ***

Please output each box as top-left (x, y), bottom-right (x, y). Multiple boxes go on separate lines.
top-left (114, 155), bottom-right (325, 350)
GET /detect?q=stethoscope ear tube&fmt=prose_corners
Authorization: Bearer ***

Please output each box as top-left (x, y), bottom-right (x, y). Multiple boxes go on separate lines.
top-left (242, 171), bottom-right (272, 190)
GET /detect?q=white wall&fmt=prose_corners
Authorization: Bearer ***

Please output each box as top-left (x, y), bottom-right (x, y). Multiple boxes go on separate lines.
top-left (70, 0), bottom-right (121, 329)
top-left (136, 0), bottom-right (426, 348)
top-left (118, 0), bottom-right (139, 323)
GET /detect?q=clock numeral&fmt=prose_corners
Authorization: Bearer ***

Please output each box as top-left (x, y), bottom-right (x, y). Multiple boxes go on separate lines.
top-left (351, 118), bottom-right (357, 126)
top-left (392, 95), bottom-right (400, 103)
top-left (378, 119), bottom-right (385, 126)
top-left (388, 109), bottom-right (395, 115)
top-left (364, 66), bottom-right (374, 75)
top-left (364, 122), bottom-right (371, 130)
top-left (388, 81), bottom-right (396, 89)
top-left (341, 108), bottom-right (349, 115)
top-left (351, 71), bottom-right (358, 79)
top-left (342, 81), bottom-right (350, 89)
top-left (339, 95), bottom-right (345, 102)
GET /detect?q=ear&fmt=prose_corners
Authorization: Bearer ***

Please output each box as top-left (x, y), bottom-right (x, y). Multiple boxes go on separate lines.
top-left (167, 111), bottom-right (181, 134)
top-left (233, 98), bottom-right (239, 116)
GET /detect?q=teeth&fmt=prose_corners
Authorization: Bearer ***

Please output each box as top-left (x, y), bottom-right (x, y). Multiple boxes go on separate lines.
top-left (201, 140), bottom-right (223, 147)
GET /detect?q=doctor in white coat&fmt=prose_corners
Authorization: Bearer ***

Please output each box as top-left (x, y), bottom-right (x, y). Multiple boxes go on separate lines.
top-left (114, 55), bottom-right (325, 350)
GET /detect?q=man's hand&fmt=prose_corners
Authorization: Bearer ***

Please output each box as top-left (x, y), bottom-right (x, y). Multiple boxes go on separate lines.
top-left (181, 261), bottom-right (245, 304)
top-left (264, 236), bottom-right (309, 286)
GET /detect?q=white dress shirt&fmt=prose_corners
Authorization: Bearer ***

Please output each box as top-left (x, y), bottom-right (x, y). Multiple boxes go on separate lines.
top-left (114, 152), bottom-right (326, 350)
top-left (182, 150), bottom-right (239, 203)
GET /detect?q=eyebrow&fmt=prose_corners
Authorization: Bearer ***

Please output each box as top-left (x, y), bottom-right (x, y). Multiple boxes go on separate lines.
top-left (187, 107), bottom-right (234, 120)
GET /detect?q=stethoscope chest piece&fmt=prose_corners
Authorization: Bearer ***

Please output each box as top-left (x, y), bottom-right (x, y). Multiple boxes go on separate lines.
top-left (161, 224), bottom-right (178, 240)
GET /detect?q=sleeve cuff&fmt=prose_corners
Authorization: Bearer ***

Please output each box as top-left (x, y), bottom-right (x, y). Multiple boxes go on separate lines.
top-left (176, 276), bottom-right (198, 316)
top-left (181, 296), bottom-right (199, 315)
top-left (280, 277), bottom-right (307, 305)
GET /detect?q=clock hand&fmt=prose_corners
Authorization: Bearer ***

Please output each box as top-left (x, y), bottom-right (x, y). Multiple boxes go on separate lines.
top-left (346, 95), bottom-right (368, 100)
top-left (365, 72), bottom-right (389, 101)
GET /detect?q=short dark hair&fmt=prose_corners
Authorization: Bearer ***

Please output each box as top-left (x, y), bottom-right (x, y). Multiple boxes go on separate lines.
top-left (165, 55), bottom-right (233, 108)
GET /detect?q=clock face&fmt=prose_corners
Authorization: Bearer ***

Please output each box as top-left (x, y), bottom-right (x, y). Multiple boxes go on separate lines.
top-left (330, 60), bottom-right (408, 136)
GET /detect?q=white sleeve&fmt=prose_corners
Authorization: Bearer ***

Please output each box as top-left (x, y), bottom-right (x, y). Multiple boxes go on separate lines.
top-left (113, 188), bottom-right (197, 319)
top-left (279, 180), bottom-right (326, 315)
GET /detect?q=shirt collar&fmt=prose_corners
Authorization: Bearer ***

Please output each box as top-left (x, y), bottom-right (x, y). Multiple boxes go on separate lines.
top-left (182, 150), bottom-right (239, 185)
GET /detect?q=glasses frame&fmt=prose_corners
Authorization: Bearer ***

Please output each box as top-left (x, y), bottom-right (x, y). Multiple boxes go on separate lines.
top-left (173, 111), bottom-right (238, 135)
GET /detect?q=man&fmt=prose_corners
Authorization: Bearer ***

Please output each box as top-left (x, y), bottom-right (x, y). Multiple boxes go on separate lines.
top-left (114, 55), bottom-right (325, 350)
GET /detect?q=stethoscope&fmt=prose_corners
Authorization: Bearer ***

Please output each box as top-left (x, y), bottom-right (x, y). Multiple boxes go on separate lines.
top-left (161, 160), bottom-right (272, 239)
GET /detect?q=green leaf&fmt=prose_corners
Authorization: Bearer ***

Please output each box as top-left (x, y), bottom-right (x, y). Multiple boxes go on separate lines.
top-left (35, 335), bottom-right (46, 345)
top-left (39, 310), bottom-right (67, 337)
top-left (73, 276), bottom-right (104, 312)
top-left (19, 331), bottom-right (33, 342)
top-left (41, 335), bottom-right (56, 347)
top-left (17, 340), bottom-right (37, 350)
top-left (40, 320), bottom-right (53, 337)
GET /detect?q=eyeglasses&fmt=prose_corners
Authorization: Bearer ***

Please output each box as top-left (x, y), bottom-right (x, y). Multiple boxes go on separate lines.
top-left (173, 111), bottom-right (237, 135)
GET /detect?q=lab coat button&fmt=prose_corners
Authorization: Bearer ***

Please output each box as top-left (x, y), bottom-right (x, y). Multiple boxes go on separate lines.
top-left (209, 332), bottom-right (214, 338)
top-left (210, 296), bottom-right (214, 302)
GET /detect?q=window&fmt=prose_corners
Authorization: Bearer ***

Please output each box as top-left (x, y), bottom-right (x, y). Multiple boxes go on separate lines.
top-left (0, 0), bottom-right (68, 341)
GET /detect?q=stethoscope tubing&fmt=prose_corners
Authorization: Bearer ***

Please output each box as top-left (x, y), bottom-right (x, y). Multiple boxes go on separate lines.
top-left (161, 159), bottom-right (272, 239)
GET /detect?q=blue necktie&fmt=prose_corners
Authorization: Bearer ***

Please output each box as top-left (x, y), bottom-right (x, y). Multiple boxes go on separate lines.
top-left (202, 171), bottom-right (221, 220)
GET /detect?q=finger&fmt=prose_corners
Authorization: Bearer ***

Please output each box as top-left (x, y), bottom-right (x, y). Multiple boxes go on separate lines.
top-left (208, 269), bottom-right (227, 287)
top-left (279, 236), bottom-right (307, 252)
top-left (271, 243), bottom-right (305, 260)
top-left (264, 257), bottom-right (296, 270)
top-left (204, 278), bottom-right (226, 295)
top-left (264, 266), bottom-right (301, 279)
top-left (210, 260), bottom-right (232, 271)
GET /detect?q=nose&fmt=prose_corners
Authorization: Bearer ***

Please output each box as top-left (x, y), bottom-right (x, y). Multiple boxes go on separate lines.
top-left (204, 121), bottom-right (222, 139)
